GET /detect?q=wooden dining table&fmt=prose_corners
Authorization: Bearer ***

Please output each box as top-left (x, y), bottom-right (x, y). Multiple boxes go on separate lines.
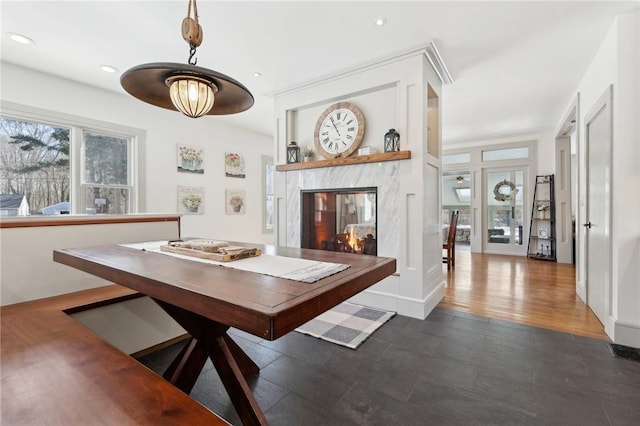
top-left (53, 241), bottom-right (396, 425)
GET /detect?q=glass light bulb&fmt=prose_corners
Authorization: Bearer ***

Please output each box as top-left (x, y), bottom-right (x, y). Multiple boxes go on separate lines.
top-left (167, 76), bottom-right (216, 118)
top-left (187, 81), bottom-right (199, 101)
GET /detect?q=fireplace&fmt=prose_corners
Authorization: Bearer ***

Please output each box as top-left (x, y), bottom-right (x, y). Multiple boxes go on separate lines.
top-left (301, 187), bottom-right (377, 255)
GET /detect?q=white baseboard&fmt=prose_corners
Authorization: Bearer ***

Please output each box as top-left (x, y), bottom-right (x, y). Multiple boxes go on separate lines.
top-left (613, 320), bottom-right (640, 347)
top-left (576, 281), bottom-right (586, 303)
top-left (349, 281), bottom-right (446, 319)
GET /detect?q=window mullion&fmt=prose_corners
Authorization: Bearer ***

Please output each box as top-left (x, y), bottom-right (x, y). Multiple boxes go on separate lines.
top-left (71, 127), bottom-right (84, 214)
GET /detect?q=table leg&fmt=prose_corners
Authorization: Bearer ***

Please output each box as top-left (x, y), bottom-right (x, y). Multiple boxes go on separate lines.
top-left (209, 335), bottom-right (268, 425)
top-left (153, 300), bottom-right (267, 425)
top-left (163, 337), bottom-right (208, 393)
top-left (223, 334), bottom-right (259, 378)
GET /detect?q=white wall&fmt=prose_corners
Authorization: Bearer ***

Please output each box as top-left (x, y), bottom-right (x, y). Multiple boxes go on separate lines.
top-left (0, 216), bottom-right (187, 354)
top-left (0, 62), bottom-right (274, 245)
top-left (0, 217), bottom-right (180, 304)
top-left (565, 9), bottom-right (640, 345)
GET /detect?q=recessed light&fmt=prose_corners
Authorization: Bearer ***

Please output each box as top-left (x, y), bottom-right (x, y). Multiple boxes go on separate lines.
top-left (100, 65), bottom-right (118, 73)
top-left (374, 17), bottom-right (387, 26)
top-left (253, 72), bottom-right (262, 77)
top-left (8, 33), bottom-right (34, 45)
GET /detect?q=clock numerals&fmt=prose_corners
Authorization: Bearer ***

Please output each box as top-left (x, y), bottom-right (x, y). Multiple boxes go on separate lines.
top-left (321, 110), bottom-right (358, 153)
top-left (315, 103), bottom-right (364, 158)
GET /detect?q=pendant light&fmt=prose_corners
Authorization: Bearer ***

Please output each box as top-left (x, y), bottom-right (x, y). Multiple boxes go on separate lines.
top-left (121, 0), bottom-right (253, 118)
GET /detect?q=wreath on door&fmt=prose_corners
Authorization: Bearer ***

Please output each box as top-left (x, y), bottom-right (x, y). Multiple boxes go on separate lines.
top-left (493, 179), bottom-right (517, 202)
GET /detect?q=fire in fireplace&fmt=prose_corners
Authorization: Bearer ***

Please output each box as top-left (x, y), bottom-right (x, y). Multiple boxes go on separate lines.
top-left (301, 187), bottom-right (377, 255)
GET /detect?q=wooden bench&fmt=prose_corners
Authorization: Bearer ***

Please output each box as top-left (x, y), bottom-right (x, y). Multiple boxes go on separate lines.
top-left (1, 284), bottom-right (229, 425)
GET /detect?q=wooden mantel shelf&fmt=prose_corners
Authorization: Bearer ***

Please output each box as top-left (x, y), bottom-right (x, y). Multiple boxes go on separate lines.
top-left (276, 150), bottom-right (411, 171)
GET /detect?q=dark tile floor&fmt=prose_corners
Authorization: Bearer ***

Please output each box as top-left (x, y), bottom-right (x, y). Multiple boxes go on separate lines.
top-left (137, 308), bottom-right (640, 425)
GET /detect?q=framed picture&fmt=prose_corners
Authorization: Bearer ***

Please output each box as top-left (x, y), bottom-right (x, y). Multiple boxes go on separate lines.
top-left (177, 186), bottom-right (204, 215)
top-left (177, 144), bottom-right (204, 174)
top-left (225, 190), bottom-right (246, 215)
top-left (225, 152), bottom-right (245, 178)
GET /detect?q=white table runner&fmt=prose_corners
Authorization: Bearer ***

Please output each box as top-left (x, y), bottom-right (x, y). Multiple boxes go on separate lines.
top-left (120, 241), bottom-right (350, 283)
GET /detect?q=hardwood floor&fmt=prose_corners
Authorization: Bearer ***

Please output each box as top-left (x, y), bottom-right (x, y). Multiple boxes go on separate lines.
top-left (439, 247), bottom-right (608, 340)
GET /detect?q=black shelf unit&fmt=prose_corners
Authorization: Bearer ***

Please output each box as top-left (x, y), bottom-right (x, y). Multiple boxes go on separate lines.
top-left (527, 175), bottom-right (556, 261)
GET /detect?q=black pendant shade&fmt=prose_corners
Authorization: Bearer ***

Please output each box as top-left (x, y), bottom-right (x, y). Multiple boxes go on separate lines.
top-left (120, 62), bottom-right (254, 116)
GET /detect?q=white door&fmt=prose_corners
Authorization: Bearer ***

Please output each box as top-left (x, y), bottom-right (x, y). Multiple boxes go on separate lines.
top-left (484, 167), bottom-right (527, 255)
top-left (555, 136), bottom-right (573, 264)
top-left (585, 86), bottom-right (612, 326)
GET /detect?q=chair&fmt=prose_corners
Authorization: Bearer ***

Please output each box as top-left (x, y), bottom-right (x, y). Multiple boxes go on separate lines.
top-left (443, 210), bottom-right (459, 270)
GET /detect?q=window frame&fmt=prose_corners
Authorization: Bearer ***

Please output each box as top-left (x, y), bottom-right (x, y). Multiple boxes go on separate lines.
top-left (262, 155), bottom-right (274, 233)
top-left (442, 140), bottom-right (537, 254)
top-left (80, 129), bottom-right (135, 215)
top-left (1, 101), bottom-right (145, 215)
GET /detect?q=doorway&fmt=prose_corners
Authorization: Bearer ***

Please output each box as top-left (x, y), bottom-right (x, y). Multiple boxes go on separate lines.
top-left (555, 98), bottom-right (578, 265)
top-left (484, 168), bottom-right (527, 255)
top-left (442, 172), bottom-right (471, 247)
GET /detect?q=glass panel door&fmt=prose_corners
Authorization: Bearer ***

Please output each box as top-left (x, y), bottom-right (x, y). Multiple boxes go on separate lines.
top-left (485, 168), bottom-right (526, 254)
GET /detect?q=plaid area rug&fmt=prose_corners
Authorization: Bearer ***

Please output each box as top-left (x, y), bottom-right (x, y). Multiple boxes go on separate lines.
top-left (295, 302), bottom-right (395, 349)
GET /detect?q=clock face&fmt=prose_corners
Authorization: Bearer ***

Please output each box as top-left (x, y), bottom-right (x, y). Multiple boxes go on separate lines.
top-left (314, 102), bottom-right (365, 159)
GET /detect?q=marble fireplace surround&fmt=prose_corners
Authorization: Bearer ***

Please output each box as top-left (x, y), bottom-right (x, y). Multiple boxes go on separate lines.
top-left (285, 161), bottom-right (400, 267)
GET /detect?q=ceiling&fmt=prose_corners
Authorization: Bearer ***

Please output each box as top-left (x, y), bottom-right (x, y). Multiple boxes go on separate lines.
top-left (1, 1), bottom-right (638, 144)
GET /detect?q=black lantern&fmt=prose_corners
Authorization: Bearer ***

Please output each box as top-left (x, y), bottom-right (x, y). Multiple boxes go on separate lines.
top-left (384, 129), bottom-right (400, 152)
top-left (287, 141), bottom-right (300, 163)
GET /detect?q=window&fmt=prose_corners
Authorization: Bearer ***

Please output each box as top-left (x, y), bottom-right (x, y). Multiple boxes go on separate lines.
top-left (0, 117), bottom-right (71, 215)
top-left (262, 155), bottom-right (274, 232)
top-left (1, 104), bottom-right (141, 215)
top-left (453, 187), bottom-right (470, 203)
top-left (482, 147), bottom-right (529, 161)
top-left (442, 152), bottom-right (470, 165)
top-left (83, 131), bottom-right (132, 214)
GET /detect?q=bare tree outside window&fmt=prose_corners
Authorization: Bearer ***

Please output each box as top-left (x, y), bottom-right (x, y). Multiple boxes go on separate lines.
top-left (0, 117), bottom-right (70, 214)
top-left (1, 115), bottom-right (135, 216)
top-left (83, 132), bottom-right (130, 214)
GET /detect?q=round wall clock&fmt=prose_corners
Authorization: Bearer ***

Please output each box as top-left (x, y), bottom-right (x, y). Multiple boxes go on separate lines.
top-left (313, 102), bottom-right (365, 159)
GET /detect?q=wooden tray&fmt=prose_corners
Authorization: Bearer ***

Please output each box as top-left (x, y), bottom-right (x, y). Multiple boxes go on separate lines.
top-left (160, 245), bottom-right (261, 262)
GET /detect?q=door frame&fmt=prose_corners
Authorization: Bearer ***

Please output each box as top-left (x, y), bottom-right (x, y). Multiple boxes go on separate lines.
top-left (442, 140), bottom-right (537, 255)
top-left (482, 165), bottom-right (529, 256)
top-left (554, 94), bottom-right (579, 266)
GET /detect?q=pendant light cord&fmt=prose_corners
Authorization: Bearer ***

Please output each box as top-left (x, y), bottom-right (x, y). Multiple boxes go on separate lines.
top-left (188, 0), bottom-right (199, 20)
top-left (182, 0), bottom-right (202, 64)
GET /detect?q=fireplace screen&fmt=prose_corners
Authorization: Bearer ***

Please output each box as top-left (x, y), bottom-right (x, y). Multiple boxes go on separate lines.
top-left (301, 187), bottom-right (377, 255)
